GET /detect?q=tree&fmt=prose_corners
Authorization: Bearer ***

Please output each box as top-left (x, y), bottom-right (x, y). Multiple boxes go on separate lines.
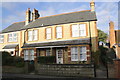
top-left (98, 29), bottom-right (108, 43)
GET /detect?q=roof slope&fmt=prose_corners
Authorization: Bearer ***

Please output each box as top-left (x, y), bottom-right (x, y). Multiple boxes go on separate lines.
top-left (2, 10), bottom-right (97, 33)
top-left (2, 22), bottom-right (25, 33)
top-left (21, 10), bottom-right (97, 30)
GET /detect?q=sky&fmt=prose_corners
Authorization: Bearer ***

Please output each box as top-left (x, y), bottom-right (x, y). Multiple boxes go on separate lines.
top-left (0, 1), bottom-right (119, 34)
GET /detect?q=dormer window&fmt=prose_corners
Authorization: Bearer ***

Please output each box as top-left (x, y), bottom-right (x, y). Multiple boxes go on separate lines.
top-left (0, 35), bottom-right (4, 43)
top-left (28, 29), bottom-right (38, 41)
top-left (8, 33), bottom-right (18, 42)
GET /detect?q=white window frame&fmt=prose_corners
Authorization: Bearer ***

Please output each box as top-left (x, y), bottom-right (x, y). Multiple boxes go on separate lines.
top-left (71, 47), bottom-right (78, 61)
top-left (46, 28), bottom-right (52, 40)
top-left (72, 24), bottom-right (86, 37)
top-left (46, 49), bottom-right (51, 56)
top-left (33, 30), bottom-right (38, 41)
top-left (80, 46), bottom-right (87, 61)
top-left (24, 49), bottom-right (34, 61)
top-left (28, 30), bottom-right (33, 41)
top-left (0, 35), bottom-right (4, 43)
top-left (8, 33), bottom-right (18, 42)
top-left (56, 26), bottom-right (62, 38)
top-left (28, 30), bottom-right (38, 41)
top-left (71, 46), bottom-right (87, 61)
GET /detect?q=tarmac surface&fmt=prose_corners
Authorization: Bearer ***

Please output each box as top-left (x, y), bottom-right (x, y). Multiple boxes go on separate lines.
top-left (2, 73), bottom-right (119, 80)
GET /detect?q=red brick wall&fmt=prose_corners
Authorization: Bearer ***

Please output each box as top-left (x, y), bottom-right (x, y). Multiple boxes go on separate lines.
top-left (114, 59), bottom-right (120, 78)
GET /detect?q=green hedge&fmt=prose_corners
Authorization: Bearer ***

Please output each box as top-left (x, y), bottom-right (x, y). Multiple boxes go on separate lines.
top-left (2, 51), bottom-right (24, 67)
top-left (37, 56), bottom-right (56, 64)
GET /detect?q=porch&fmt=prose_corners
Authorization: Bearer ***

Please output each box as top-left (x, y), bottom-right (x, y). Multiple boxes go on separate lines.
top-left (22, 38), bottom-right (91, 64)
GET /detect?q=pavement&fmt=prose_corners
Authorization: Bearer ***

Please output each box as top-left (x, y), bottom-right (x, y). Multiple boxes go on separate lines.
top-left (2, 73), bottom-right (97, 80)
top-left (2, 73), bottom-right (119, 80)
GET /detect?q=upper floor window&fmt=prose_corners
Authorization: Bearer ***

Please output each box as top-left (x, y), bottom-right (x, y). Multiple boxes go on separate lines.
top-left (8, 33), bottom-right (18, 42)
top-left (28, 30), bottom-right (38, 41)
top-left (72, 24), bottom-right (86, 37)
top-left (0, 35), bottom-right (4, 43)
top-left (56, 26), bottom-right (62, 38)
top-left (46, 28), bottom-right (52, 39)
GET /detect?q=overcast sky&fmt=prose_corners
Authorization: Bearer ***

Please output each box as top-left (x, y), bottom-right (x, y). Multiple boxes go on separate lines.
top-left (1, 1), bottom-right (119, 34)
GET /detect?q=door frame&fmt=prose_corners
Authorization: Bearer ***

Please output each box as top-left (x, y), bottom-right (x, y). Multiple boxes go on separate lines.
top-left (56, 49), bottom-right (63, 64)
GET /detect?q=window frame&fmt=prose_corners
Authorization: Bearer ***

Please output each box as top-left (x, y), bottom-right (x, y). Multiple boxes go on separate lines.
top-left (0, 35), bottom-right (4, 43)
top-left (46, 49), bottom-right (51, 56)
top-left (71, 47), bottom-right (78, 61)
top-left (28, 29), bottom-right (38, 41)
top-left (46, 28), bottom-right (52, 40)
top-left (56, 26), bottom-right (63, 39)
top-left (71, 46), bottom-right (87, 61)
top-left (24, 49), bottom-right (34, 61)
top-left (8, 33), bottom-right (18, 42)
top-left (72, 24), bottom-right (86, 37)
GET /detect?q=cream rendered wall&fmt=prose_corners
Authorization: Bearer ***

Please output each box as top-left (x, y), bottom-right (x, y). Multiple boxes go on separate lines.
top-left (0, 31), bottom-right (23, 56)
top-left (25, 21), bottom-right (98, 51)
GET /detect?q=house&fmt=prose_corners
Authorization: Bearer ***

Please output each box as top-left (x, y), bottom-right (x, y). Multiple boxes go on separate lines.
top-left (0, 1), bottom-right (98, 64)
top-left (109, 21), bottom-right (120, 59)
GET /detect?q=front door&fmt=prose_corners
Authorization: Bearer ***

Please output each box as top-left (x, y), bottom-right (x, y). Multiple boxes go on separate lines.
top-left (56, 49), bottom-right (63, 64)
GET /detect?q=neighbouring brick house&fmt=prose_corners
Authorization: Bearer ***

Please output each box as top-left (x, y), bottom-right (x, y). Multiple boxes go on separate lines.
top-left (0, 1), bottom-right (98, 64)
top-left (109, 21), bottom-right (120, 59)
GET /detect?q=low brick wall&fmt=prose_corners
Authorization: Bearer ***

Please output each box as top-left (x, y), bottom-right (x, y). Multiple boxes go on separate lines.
top-left (36, 64), bottom-right (94, 77)
top-left (2, 66), bottom-right (24, 74)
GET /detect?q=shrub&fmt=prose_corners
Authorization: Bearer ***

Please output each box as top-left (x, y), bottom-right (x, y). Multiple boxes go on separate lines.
top-left (14, 57), bottom-right (24, 67)
top-left (2, 51), bottom-right (14, 66)
top-left (37, 56), bottom-right (56, 64)
top-left (2, 51), bottom-right (24, 67)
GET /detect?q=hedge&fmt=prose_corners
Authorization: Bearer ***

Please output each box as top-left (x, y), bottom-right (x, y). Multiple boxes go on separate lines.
top-left (37, 56), bottom-right (56, 64)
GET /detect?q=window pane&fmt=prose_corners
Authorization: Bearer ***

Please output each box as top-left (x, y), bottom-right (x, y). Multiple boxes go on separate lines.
top-left (56, 26), bottom-right (62, 38)
top-left (80, 47), bottom-right (87, 61)
top-left (46, 49), bottom-right (50, 56)
top-left (0, 35), bottom-right (4, 43)
top-left (72, 24), bottom-right (79, 37)
top-left (46, 28), bottom-right (51, 39)
top-left (71, 47), bottom-right (78, 61)
top-left (79, 24), bottom-right (86, 36)
top-left (28, 31), bottom-right (33, 41)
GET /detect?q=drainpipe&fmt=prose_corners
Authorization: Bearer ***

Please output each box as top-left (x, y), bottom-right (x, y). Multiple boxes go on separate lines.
top-left (24, 29), bottom-right (28, 44)
top-left (88, 21), bottom-right (96, 77)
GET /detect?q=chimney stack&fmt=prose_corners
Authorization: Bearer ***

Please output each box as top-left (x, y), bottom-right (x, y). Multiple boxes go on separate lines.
top-left (32, 8), bottom-right (40, 21)
top-left (90, 0), bottom-right (95, 12)
top-left (109, 21), bottom-right (116, 48)
top-left (25, 8), bottom-right (31, 25)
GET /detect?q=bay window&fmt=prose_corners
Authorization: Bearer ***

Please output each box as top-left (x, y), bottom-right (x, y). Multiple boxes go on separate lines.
top-left (72, 24), bottom-right (86, 37)
top-left (0, 35), bottom-right (4, 43)
top-left (56, 26), bottom-right (62, 38)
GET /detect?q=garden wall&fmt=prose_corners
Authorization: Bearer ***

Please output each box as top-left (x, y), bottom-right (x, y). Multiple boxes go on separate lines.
top-left (36, 64), bottom-right (94, 77)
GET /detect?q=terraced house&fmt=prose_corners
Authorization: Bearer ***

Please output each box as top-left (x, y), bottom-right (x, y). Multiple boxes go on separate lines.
top-left (0, 1), bottom-right (98, 64)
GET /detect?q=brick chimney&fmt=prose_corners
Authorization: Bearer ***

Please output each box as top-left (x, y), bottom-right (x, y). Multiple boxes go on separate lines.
top-left (109, 21), bottom-right (116, 48)
top-left (32, 8), bottom-right (40, 21)
top-left (90, 0), bottom-right (95, 12)
top-left (25, 8), bottom-right (31, 25)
